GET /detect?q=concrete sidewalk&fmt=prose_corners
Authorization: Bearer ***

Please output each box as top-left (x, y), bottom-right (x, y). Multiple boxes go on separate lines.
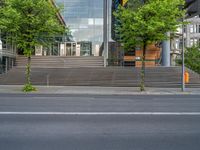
top-left (0, 85), bottom-right (200, 95)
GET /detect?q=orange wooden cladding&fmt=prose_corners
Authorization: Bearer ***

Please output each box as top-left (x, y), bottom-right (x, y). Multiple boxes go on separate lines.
top-left (124, 56), bottom-right (136, 61)
top-left (124, 44), bottom-right (161, 67)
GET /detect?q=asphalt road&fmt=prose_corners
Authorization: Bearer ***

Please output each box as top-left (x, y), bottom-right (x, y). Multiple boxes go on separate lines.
top-left (0, 94), bottom-right (200, 150)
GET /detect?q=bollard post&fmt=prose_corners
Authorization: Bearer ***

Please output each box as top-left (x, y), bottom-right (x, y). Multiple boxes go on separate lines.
top-left (184, 71), bottom-right (189, 84)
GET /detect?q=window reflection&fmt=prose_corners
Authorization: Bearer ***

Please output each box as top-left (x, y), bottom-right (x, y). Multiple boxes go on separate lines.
top-left (55, 0), bottom-right (103, 56)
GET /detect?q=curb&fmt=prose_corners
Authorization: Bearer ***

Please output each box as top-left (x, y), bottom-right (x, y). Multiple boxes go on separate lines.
top-left (0, 85), bottom-right (200, 95)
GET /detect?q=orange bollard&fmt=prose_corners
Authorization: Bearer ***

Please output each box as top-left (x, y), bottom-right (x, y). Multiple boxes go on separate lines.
top-left (184, 71), bottom-right (189, 84)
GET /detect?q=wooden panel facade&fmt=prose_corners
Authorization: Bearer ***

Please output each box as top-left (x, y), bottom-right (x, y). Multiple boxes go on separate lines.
top-left (124, 44), bottom-right (161, 67)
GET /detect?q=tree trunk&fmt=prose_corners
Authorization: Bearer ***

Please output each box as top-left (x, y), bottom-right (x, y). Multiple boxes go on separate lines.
top-left (26, 55), bottom-right (31, 85)
top-left (23, 51), bottom-right (36, 92)
top-left (140, 42), bottom-right (146, 91)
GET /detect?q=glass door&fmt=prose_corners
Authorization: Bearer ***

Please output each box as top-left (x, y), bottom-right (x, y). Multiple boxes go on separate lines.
top-left (66, 42), bottom-right (76, 56)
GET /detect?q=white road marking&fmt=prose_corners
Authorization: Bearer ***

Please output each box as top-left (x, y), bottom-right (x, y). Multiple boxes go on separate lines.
top-left (0, 112), bottom-right (200, 115)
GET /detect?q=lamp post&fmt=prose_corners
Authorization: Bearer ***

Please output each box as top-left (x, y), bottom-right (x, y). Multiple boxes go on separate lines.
top-left (103, 0), bottom-right (108, 67)
top-left (0, 30), bottom-right (2, 67)
top-left (181, 16), bottom-right (185, 92)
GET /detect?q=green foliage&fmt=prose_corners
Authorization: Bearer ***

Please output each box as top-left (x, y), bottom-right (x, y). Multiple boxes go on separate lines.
top-left (114, 0), bottom-right (185, 91)
top-left (127, 0), bottom-right (144, 11)
top-left (0, 0), bottom-right (65, 54)
top-left (114, 0), bottom-right (185, 51)
top-left (22, 83), bottom-right (37, 92)
top-left (0, 0), bottom-right (65, 90)
top-left (185, 46), bottom-right (200, 74)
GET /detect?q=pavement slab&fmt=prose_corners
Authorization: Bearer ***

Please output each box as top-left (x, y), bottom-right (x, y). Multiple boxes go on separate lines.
top-left (0, 85), bottom-right (200, 95)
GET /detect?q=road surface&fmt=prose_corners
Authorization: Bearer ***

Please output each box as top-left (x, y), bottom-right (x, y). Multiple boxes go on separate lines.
top-left (0, 94), bottom-right (200, 150)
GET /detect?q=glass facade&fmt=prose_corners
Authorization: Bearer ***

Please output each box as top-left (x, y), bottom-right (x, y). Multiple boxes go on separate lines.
top-left (111, 0), bottom-right (121, 41)
top-left (55, 0), bottom-right (104, 56)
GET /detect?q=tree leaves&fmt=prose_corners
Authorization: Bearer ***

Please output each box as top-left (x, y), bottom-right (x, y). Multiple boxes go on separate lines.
top-left (114, 0), bottom-right (185, 51)
top-left (0, 0), bottom-right (65, 54)
top-left (185, 46), bottom-right (200, 74)
top-left (0, 0), bottom-right (66, 91)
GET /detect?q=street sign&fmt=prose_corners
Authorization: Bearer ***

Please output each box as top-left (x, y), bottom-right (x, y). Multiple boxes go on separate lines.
top-left (121, 0), bottom-right (128, 6)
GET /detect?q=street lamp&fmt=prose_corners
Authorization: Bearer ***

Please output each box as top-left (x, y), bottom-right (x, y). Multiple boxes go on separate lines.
top-left (0, 30), bottom-right (2, 64)
top-left (103, 0), bottom-right (109, 67)
top-left (181, 17), bottom-right (185, 92)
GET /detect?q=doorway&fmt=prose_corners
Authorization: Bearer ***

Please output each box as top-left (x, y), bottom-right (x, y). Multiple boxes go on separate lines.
top-left (66, 42), bottom-right (76, 56)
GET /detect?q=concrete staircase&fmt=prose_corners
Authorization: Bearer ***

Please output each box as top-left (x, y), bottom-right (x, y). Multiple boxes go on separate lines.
top-left (0, 67), bottom-right (199, 88)
top-left (15, 56), bottom-right (104, 68)
top-left (143, 67), bottom-right (200, 88)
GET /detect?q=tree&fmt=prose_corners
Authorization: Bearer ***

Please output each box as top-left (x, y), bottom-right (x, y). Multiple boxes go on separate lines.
top-left (114, 0), bottom-right (185, 91)
top-left (185, 46), bottom-right (200, 74)
top-left (0, 0), bottom-right (65, 92)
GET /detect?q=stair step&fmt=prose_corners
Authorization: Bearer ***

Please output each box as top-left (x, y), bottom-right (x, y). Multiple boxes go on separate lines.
top-left (15, 56), bottom-right (104, 68)
top-left (0, 67), bottom-right (199, 88)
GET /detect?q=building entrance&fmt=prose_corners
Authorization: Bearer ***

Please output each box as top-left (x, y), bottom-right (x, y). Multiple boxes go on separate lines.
top-left (78, 41), bottom-right (92, 56)
top-left (60, 41), bottom-right (92, 56)
top-left (66, 42), bottom-right (76, 56)
top-left (33, 41), bottom-right (93, 57)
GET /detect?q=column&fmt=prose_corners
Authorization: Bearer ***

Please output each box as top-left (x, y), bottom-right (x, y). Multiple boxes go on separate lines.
top-left (162, 32), bottom-right (171, 67)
